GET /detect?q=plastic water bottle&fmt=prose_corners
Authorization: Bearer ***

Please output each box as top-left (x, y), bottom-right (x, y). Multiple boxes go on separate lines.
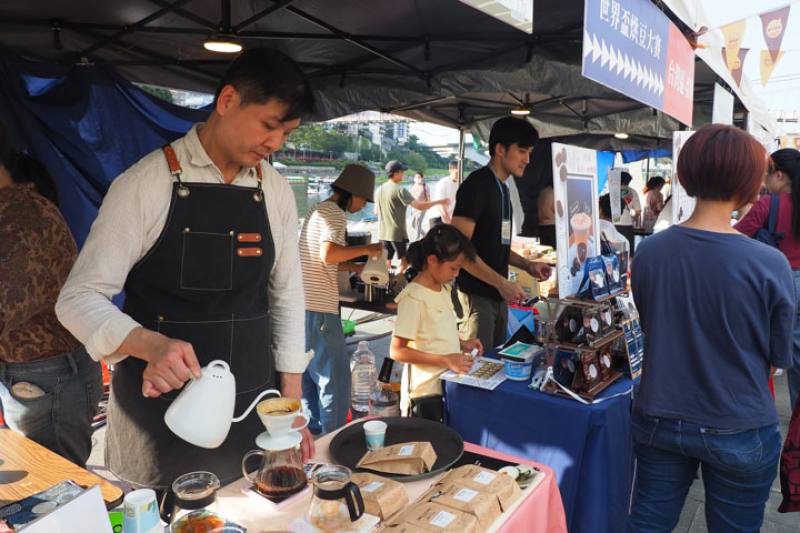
top-left (369, 358), bottom-right (400, 418)
top-left (350, 341), bottom-right (376, 418)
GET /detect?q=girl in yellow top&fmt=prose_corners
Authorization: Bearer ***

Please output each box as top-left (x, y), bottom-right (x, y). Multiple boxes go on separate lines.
top-left (390, 224), bottom-right (484, 420)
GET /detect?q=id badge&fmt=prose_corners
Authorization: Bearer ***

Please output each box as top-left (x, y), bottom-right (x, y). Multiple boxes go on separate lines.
top-left (501, 219), bottom-right (512, 245)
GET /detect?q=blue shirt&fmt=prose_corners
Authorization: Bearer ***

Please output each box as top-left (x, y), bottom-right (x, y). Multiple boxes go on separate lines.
top-left (632, 225), bottom-right (795, 430)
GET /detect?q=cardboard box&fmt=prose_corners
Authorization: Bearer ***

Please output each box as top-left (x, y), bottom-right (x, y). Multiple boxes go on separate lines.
top-left (419, 481), bottom-right (502, 530)
top-left (438, 465), bottom-right (521, 511)
top-left (357, 442), bottom-right (437, 476)
top-left (382, 502), bottom-right (479, 533)
top-left (351, 472), bottom-right (409, 520)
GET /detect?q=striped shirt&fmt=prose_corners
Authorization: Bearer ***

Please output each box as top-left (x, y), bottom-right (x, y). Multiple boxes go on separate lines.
top-left (300, 200), bottom-right (347, 314)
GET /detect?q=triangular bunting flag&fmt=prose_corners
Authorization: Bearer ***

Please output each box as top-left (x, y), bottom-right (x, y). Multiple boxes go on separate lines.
top-left (760, 49), bottom-right (785, 86)
top-left (760, 6), bottom-right (791, 63)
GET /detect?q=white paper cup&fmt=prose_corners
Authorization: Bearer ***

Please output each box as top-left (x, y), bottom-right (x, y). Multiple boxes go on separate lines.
top-left (363, 420), bottom-right (388, 451)
top-left (122, 488), bottom-right (160, 533)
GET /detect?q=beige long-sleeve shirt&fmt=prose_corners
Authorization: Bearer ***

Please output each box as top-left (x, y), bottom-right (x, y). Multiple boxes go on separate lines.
top-left (56, 124), bottom-right (308, 373)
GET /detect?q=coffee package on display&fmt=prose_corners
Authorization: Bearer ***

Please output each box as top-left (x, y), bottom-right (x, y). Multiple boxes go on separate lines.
top-left (602, 254), bottom-right (622, 294)
top-left (357, 442), bottom-right (437, 475)
top-left (577, 256), bottom-right (609, 300)
top-left (438, 465), bottom-right (521, 511)
top-left (351, 472), bottom-right (409, 520)
top-left (419, 481), bottom-right (502, 530)
top-left (382, 502), bottom-right (480, 533)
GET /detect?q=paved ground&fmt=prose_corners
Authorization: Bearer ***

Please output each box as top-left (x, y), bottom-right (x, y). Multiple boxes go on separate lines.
top-left (86, 311), bottom-right (800, 531)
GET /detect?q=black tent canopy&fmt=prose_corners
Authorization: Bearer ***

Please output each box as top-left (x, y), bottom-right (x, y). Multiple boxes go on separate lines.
top-left (0, 0), bottom-right (730, 149)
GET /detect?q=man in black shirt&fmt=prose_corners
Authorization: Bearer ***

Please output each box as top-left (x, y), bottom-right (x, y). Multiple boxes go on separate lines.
top-left (452, 118), bottom-right (551, 349)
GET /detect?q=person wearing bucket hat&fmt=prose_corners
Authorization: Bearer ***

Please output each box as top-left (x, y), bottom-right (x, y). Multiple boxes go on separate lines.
top-left (376, 160), bottom-right (448, 270)
top-left (299, 164), bottom-right (383, 434)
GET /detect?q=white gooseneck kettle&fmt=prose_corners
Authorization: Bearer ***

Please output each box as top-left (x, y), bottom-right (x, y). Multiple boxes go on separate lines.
top-left (164, 360), bottom-right (279, 449)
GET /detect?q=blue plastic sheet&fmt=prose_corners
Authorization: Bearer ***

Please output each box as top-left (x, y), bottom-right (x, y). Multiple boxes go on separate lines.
top-left (0, 51), bottom-right (208, 248)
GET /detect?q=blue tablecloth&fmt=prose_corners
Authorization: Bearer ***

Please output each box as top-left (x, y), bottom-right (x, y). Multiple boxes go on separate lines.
top-left (445, 374), bottom-right (635, 533)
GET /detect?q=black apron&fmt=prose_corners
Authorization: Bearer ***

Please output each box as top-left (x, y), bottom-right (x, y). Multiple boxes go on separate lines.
top-left (106, 145), bottom-right (276, 489)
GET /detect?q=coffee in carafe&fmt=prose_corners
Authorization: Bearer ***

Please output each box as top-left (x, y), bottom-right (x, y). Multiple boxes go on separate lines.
top-left (255, 464), bottom-right (307, 499)
top-left (242, 443), bottom-right (307, 501)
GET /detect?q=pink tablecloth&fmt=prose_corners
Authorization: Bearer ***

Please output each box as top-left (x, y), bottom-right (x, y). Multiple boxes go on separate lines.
top-left (463, 443), bottom-right (568, 533)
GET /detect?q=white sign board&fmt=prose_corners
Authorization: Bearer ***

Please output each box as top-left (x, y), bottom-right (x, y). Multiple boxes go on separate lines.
top-left (22, 486), bottom-right (113, 533)
top-left (712, 83), bottom-right (734, 125)
top-left (672, 131), bottom-right (696, 225)
top-left (552, 143), bottom-right (600, 298)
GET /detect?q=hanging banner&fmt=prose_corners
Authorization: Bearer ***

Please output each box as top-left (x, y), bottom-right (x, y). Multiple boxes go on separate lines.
top-left (712, 83), bottom-right (734, 125)
top-left (722, 47), bottom-right (749, 86)
top-left (671, 131), bottom-right (696, 225)
top-left (761, 6), bottom-right (791, 62)
top-left (582, 0), bottom-right (695, 126)
top-left (552, 143), bottom-right (600, 298)
top-left (760, 49), bottom-right (785, 86)
top-left (721, 19), bottom-right (747, 69)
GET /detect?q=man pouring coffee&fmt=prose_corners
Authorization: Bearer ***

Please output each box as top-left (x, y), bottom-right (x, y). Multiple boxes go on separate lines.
top-left (56, 49), bottom-right (314, 489)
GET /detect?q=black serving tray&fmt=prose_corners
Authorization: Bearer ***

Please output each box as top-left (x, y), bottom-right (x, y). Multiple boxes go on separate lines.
top-left (329, 417), bottom-right (464, 482)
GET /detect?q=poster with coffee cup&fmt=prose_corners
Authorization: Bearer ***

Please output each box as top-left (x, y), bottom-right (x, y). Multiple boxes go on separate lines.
top-left (551, 143), bottom-right (600, 298)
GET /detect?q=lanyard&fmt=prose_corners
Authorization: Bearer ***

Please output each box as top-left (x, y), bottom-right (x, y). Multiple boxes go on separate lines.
top-left (487, 166), bottom-right (511, 221)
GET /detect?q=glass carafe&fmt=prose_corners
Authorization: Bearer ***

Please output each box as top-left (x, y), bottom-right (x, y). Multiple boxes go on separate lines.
top-left (241, 444), bottom-right (306, 500)
top-left (306, 465), bottom-right (365, 532)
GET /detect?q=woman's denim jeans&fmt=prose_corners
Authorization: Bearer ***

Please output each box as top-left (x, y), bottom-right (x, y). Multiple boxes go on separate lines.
top-left (0, 347), bottom-right (102, 467)
top-left (301, 311), bottom-right (350, 435)
top-left (627, 411), bottom-right (781, 533)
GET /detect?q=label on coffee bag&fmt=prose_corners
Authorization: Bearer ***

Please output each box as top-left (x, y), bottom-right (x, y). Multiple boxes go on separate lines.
top-left (473, 471), bottom-right (496, 485)
top-left (398, 445), bottom-right (416, 457)
top-left (429, 510), bottom-right (456, 528)
top-left (454, 488), bottom-right (479, 503)
top-left (362, 481), bottom-right (384, 493)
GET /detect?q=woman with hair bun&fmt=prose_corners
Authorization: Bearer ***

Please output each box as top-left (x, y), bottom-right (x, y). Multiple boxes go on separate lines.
top-left (736, 148), bottom-right (800, 408)
top-left (389, 224), bottom-right (483, 421)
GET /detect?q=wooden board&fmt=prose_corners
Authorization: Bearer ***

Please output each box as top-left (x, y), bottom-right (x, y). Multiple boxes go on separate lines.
top-left (0, 429), bottom-right (123, 508)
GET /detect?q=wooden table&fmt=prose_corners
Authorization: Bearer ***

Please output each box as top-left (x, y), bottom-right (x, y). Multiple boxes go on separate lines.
top-left (0, 429), bottom-right (123, 509)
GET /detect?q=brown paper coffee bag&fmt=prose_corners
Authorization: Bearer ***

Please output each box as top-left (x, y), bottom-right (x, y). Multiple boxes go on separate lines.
top-left (351, 472), bottom-right (409, 520)
top-left (381, 502), bottom-right (479, 533)
top-left (439, 465), bottom-right (521, 511)
top-left (357, 442), bottom-right (437, 475)
top-left (419, 481), bottom-right (502, 530)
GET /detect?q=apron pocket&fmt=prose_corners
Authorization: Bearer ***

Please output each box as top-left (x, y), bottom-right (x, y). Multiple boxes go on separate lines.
top-left (180, 231), bottom-right (233, 291)
top-left (156, 315), bottom-right (234, 399)
top-left (230, 314), bottom-right (273, 395)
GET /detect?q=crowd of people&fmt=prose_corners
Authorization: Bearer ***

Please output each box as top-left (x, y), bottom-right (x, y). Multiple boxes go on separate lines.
top-left (0, 46), bottom-right (799, 531)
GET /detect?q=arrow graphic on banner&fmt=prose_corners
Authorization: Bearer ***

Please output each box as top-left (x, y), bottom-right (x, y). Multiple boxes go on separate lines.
top-left (582, 32), bottom-right (667, 97)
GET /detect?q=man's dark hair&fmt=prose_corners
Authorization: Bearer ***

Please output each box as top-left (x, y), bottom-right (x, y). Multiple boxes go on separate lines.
top-left (448, 160), bottom-right (459, 170)
top-left (598, 193), bottom-right (625, 220)
top-left (620, 171), bottom-right (633, 186)
top-left (215, 48), bottom-right (314, 120)
top-left (488, 117), bottom-right (539, 157)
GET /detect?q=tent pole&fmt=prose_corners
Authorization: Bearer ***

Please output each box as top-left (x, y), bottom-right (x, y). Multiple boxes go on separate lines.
top-left (458, 127), bottom-right (466, 184)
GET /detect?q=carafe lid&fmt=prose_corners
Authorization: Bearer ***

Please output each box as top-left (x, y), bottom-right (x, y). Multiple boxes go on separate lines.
top-left (171, 471), bottom-right (220, 510)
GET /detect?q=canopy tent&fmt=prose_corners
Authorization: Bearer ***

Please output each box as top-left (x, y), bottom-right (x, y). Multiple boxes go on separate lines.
top-left (0, 0), bottom-right (769, 245)
top-left (1, 0), bottom-right (716, 149)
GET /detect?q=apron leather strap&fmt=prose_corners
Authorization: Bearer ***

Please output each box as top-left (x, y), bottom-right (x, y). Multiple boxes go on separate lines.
top-left (162, 144), bottom-right (264, 194)
top-left (162, 145), bottom-right (184, 184)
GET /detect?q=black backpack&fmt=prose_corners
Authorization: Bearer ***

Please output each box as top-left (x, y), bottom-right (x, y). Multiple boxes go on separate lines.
top-left (754, 194), bottom-right (784, 248)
